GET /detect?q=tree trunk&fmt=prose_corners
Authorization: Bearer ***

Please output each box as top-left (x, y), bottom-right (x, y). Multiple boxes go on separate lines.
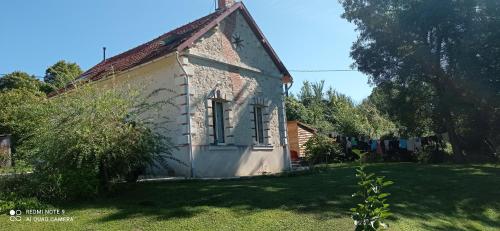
top-left (433, 74), bottom-right (465, 162)
top-left (439, 97), bottom-right (465, 162)
top-left (448, 123), bottom-right (465, 163)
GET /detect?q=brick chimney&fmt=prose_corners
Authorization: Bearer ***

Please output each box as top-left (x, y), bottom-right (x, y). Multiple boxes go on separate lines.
top-left (218, 0), bottom-right (235, 9)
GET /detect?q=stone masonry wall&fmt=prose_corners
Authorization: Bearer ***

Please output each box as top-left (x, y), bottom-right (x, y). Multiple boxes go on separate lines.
top-left (186, 10), bottom-right (286, 148)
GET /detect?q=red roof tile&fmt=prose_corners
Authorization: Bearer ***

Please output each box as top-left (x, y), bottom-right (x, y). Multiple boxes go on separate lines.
top-left (79, 9), bottom-right (225, 81)
top-left (49, 2), bottom-right (291, 97)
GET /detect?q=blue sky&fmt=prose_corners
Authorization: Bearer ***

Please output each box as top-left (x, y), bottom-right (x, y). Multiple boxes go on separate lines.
top-left (0, 0), bottom-right (373, 102)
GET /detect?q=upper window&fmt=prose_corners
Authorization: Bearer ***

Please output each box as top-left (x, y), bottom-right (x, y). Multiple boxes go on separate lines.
top-left (254, 106), bottom-right (264, 144)
top-left (212, 100), bottom-right (225, 144)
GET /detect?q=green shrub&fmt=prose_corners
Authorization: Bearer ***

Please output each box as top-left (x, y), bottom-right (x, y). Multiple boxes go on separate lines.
top-left (351, 165), bottom-right (393, 231)
top-left (416, 142), bottom-right (449, 164)
top-left (0, 175), bottom-right (47, 213)
top-left (0, 192), bottom-right (46, 214)
top-left (352, 149), bottom-right (370, 163)
top-left (1, 85), bottom-right (177, 201)
top-left (304, 135), bottom-right (344, 164)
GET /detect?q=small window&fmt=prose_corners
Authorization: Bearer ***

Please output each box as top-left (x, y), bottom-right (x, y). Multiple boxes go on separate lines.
top-left (212, 101), bottom-right (225, 144)
top-left (254, 106), bottom-right (264, 144)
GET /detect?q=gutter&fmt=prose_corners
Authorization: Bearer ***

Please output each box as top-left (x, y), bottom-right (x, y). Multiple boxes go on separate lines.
top-left (176, 51), bottom-right (195, 178)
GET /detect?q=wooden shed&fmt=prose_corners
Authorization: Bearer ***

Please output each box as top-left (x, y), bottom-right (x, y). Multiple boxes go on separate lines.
top-left (287, 121), bottom-right (317, 160)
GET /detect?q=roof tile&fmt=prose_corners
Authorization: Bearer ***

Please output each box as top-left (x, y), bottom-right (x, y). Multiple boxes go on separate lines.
top-left (79, 9), bottom-right (225, 81)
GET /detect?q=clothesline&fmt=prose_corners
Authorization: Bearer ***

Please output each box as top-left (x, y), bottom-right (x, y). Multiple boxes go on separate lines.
top-left (334, 133), bottom-right (448, 154)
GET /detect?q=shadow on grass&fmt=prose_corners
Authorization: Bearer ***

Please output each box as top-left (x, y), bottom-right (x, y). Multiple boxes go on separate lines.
top-left (63, 163), bottom-right (500, 230)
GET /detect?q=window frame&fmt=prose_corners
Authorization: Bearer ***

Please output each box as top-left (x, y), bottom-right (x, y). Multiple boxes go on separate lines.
top-left (212, 100), bottom-right (226, 145)
top-left (254, 105), bottom-right (265, 145)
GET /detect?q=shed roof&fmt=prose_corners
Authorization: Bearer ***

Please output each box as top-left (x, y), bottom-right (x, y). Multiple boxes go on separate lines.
top-left (288, 121), bottom-right (317, 133)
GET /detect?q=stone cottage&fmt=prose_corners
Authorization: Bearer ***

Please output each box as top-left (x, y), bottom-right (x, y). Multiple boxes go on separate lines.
top-left (72, 0), bottom-right (293, 178)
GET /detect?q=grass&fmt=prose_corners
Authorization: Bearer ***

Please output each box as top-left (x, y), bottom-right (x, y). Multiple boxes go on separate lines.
top-left (1, 163), bottom-right (499, 231)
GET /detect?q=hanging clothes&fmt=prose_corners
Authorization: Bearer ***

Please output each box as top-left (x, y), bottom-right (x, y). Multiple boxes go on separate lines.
top-left (370, 140), bottom-right (377, 151)
top-left (415, 137), bottom-right (422, 151)
top-left (351, 137), bottom-right (358, 146)
top-left (407, 138), bottom-right (415, 152)
top-left (390, 140), bottom-right (398, 151)
top-left (384, 140), bottom-right (390, 151)
top-left (376, 140), bottom-right (383, 155)
top-left (399, 139), bottom-right (408, 150)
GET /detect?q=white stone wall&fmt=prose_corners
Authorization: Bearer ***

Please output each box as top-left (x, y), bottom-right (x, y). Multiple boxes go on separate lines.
top-left (86, 9), bottom-right (290, 178)
top-left (90, 56), bottom-right (192, 177)
top-left (188, 59), bottom-right (284, 146)
top-left (183, 9), bottom-right (289, 177)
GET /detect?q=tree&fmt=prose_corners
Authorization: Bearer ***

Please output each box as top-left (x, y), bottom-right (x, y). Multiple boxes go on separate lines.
top-left (289, 81), bottom-right (396, 138)
top-left (0, 89), bottom-right (45, 163)
top-left (0, 72), bottom-right (48, 160)
top-left (0, 71), bottom-right (43, 92)
top-left (327, 89), bottom-right (364, 136)
top-left (299, 80), bottom-right (314, 105)
top-left (285, 96), bottom-right (312, 124)
top-left (311, 80), bottom-right (325, 102)
top-left (44, 60), bottom-right (83, 90)
top-left (367, 85), bottom-right (433, 137)
top-left (358, 100), bottom-right (397, 139)
top-left (341, 0), bottom-right (500, 161)
top-left (292, 81), bottom-right (335, 133)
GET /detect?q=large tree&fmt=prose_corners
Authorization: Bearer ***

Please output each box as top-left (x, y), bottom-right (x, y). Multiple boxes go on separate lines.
top-left (0, 72), bottom-right (47, 156)
top-left (44, 60), bottom-right (83, 90)
top-left (0, 71), bottom-right (42, 92)
top-left (288, 81), bottom-right (396, 137)
top-left (341, 0), bottom-right (500, 161)
top-left (367, 84), bottom-right (434, 137)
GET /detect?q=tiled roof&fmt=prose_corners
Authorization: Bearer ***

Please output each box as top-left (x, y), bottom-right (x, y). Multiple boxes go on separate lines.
top-left (48, 2), bottom-right (291, 97)
top-left (79, 9), bottom-right (225, 81)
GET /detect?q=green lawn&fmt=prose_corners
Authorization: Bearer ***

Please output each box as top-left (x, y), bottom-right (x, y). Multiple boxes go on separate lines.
top-left (2, 163), bottom-right (499, 231)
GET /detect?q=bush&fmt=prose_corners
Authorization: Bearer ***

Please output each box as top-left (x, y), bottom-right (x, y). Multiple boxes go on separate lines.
top-left (0, 175), bottom-right (46, 213)
top-left (416, 145), bottom-right (446, 164)
top-left (1, 85), bottom-right (176, 201)
top-left (304, 135), bottom-right (344, 164)
top-left (354, 149), bottom-right (380, 163)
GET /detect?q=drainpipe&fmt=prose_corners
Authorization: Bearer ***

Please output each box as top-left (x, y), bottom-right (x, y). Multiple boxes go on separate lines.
top-left (285, 81), bottom-right (293, 97)
top-left (281, 82), bottom-right (293, 171)
top-left (176, 51), bottom-right (195, 178)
